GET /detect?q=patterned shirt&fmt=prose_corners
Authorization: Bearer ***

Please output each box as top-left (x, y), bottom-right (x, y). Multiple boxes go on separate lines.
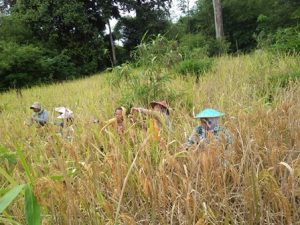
top-left (187, 125), bottom-right (232, 147)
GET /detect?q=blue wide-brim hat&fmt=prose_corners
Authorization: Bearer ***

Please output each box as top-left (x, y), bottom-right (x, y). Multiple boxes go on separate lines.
top-left (195, 108), bottom-right (225, 119)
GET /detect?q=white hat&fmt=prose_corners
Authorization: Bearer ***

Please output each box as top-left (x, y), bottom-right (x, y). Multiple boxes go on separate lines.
top-left (55, 107), bottom-right (73, 119)
top-left (30, 102), bottom-right (41, 110)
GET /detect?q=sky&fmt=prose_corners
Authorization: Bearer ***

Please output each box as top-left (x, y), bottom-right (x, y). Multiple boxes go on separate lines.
top-left (170, 0), bottom-right (197, 21)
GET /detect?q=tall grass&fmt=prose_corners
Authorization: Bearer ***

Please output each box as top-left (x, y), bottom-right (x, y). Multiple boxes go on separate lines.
top-left (0, 51), bottom-right (299, 224)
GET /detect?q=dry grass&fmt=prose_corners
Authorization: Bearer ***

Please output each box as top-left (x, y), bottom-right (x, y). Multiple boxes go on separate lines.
top-left (0, 51), bottom-right (299, 224)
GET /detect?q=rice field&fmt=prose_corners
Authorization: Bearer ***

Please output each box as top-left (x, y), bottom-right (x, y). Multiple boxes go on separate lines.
top-left (0, 51), bottom-right (299, 224)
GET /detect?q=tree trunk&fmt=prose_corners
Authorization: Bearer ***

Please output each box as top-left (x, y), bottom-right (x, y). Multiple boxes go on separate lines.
top-left (212, 0), bottom-right (224, 40)
top-left (107, 20), bottom-right (117, 66)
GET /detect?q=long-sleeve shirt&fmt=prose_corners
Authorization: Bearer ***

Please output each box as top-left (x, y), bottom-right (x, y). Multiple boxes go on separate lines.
top-left (187, 125), bottom-right (232, 148)
top-left (32, 109), bottom-right (48, 126)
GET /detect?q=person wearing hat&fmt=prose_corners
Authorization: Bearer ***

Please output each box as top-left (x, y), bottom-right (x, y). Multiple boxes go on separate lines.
top-left (186, 108), bottom-right (231, 149)
top-left (54, 107), bottom-right (74, 139)
top-left (30, 102), bottom-right (49, 126)
top-left (54, 107), bottom-right (74, 127)
top-left (130, 100), bottom-right (172, 143)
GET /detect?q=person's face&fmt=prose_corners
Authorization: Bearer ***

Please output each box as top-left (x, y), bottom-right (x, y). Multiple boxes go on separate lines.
top-left (32, 108), bottom-right (40, 113)
top-left (115, 109), bottom-right (123, 122)
top-left (200, 118), bottom-right (212, 130)
top-left (153, 104), bottom-right (162, 112)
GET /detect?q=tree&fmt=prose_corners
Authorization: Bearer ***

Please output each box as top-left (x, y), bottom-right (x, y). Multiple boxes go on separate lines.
top-left (11, 0), bottom-right (110, 74)
top-left (0, 0), bottom-right (16, 14)
top-left (0, 0), bottom-right (122, 89)
top-left (114, 0), bottom-right (172, 53)
top-left (212, 0), bottom-right (224, 39)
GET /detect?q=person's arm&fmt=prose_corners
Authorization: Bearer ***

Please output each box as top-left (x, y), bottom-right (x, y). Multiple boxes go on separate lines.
top-left (133, 107), bottom-right (164, 124)
top-left (99, 118), bottom-right (116, 132)
top-left (185, 126), bottom-right (203, 149)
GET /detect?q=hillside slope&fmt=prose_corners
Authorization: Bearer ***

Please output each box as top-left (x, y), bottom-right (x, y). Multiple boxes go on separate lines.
top-left (0, 52), bottom-right (299, 224)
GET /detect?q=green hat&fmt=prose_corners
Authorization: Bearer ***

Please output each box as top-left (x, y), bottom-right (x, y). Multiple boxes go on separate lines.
top-left (195, 108), bottom-right (224, 119)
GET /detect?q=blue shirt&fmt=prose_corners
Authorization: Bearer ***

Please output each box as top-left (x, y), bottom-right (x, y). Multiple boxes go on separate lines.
top-left (32, 109), bottom-right (48, 126)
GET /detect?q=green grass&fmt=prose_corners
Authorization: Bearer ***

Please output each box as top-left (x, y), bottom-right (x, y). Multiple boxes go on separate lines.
top-left (0, 51), bottom-right (299, 224)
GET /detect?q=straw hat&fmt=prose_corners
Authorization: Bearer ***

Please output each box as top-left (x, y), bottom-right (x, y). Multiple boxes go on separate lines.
top-left (150, 100), bottom-right (170, 114)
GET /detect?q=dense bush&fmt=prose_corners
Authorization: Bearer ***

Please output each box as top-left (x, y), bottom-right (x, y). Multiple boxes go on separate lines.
top-left (256, 26), bottom-right (300, 53)
top-left (0, 42), bottom-right (44, 89)
top-left (0, 41), bottom-right (77, 90)
top-left (107, 62), bottom-right (133, 87)
top-left (179, 33), bottom-right (229, 58)
top-left (118, 68), bottom-right (180, 107)
top-left (132, 34), bottom-right (182, 68)
top-left (175, 58), bottom-right (213, 80)
top-left (271, 27), bottom-right (300, 53)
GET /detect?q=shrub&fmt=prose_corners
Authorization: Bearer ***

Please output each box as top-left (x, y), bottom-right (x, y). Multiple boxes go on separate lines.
top-left (175, 58), bottom-right (213, 80)
top-left (107, 62), bottom-right (133, 87)
top-left (133, 34), bottom-right (182, 68)
top-left (117, 67), bottom-right (181, 107)
top-left (256, 26), bottom-right (300, 53)
top-left (269, 71), bottom-right (300, 89)
top-left (0, 41), bottom-right (44, 89)
top-left (0, 41), bottom-right (77, 90)
top-left (271, 26), bottom-right (300, 53)
top-left (179, 33), bottom-right (229, 58)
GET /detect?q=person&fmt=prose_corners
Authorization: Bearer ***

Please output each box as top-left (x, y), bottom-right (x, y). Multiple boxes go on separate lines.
top-left (186, 108), bottom-right (232, 149)
top-left (101, 107), bottom-right (127, 135)
top-left (130, 100), bottom-right (172, 143)
top-left (54, 107), bottom-right (74, 127)
top-left (29, 102), bottom-right (48, 126)
top-left (54, 107), bottom-right (74, 139)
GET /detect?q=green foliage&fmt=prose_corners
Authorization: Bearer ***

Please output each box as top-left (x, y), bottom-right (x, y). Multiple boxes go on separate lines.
top-left (173, 0), bottom-right (300, 53)
top-left (0, 41), bottom-right (44, 89)
top-left (113, 0), bottom-right (171, 53)
top-left (269, 71), bottom-right (300, 89)
top-left (0, 184), bottom-right (41, 225)
top-left (179, 33), bottom-right (229, 57)
top-left (0, 41), bottom-right (76, 89)
top-left (133, 34), bottom-right (182, 68)
top-left (0, 184), bottom-right (25, 213)
top-left (179, 33), bottom-right (209, 58)
top-left (25, 184), bottom-right (41, 225)
top-left (0, 145), bottom-right (17, 168)
top-left (256, 26), bottom-right (300, 53)
top-left (108, 62), bottom-right (133, 87)
top-left (270, 27), bottom-right (300, 53)
top-left (175, 58), bottom-right (213, 78)
top-left (40, 50), bottom-right (76, 80)
top-left (120, 68), bottom-right (177, 106)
